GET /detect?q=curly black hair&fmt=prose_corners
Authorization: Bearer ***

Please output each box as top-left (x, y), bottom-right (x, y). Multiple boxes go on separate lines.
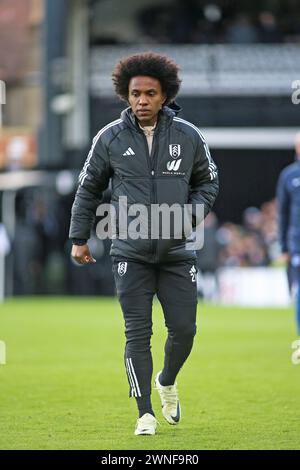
top-left (112, 52), bottom-right (181, 105)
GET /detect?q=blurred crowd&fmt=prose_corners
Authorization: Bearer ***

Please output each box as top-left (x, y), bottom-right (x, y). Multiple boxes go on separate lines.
top-left (137, 3), bottom-right (299, 44)
top-left (198, 199), bottom-right (279, 274)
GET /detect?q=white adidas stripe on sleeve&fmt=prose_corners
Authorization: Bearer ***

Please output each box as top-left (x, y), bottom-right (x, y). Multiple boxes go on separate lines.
top-left (79, 119), bottom-right (122, 186)
top-left (174, 117), bottom-right (217, 181)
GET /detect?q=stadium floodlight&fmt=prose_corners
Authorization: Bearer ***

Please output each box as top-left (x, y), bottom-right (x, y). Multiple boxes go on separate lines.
top-left (56, 170), bottom-right (75, 195)
top-left (50, 93), bottom-right (74, 115)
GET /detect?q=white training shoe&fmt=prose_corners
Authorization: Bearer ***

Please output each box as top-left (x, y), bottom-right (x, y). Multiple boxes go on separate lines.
top-left (155, 371), bottom-right (181, 425)
top-left (134, 413), bottom-right (157, 436)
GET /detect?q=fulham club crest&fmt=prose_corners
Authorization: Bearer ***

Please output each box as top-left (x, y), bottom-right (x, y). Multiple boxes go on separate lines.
top-left (169, 144), bottom-right (181, 159)
top-left (118, 261), bottom-right (127, 276)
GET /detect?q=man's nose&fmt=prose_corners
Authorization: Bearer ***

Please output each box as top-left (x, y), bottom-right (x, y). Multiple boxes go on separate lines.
top-left (138, 94), bottom-right (149, 105)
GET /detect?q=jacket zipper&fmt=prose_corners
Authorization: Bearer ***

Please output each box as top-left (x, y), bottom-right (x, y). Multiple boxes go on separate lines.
top-left (140, 131), bottom-right (158, 260)
top-left (150, 134), bottom-right (158, 262)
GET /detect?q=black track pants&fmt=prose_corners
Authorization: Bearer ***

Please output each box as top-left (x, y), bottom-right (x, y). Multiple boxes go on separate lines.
top-left (112, 257), bottom-right (198, 398)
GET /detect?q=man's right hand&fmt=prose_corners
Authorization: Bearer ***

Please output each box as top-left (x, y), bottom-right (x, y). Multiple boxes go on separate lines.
top-left (71, 244), bottom-right (96, 265)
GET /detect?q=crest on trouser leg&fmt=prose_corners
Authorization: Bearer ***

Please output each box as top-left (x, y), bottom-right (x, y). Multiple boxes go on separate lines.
top-left (118, 261), bottom-right (127, 276)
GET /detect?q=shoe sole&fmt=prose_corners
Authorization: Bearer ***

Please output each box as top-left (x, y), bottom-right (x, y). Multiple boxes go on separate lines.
top-left (134, 430), bottom-right (156, 436)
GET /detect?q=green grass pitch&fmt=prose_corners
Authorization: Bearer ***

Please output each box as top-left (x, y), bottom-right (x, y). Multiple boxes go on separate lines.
top-left (0, 297), bottom-right (300, 450)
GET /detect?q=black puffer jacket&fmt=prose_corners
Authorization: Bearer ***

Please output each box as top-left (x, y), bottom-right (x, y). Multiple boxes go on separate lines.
top-left (69, 106), bottom-right (219, 263)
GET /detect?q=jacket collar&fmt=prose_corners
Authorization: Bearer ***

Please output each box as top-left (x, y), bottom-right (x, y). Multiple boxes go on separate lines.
top-left (120, 105), bottom-right (178, 133)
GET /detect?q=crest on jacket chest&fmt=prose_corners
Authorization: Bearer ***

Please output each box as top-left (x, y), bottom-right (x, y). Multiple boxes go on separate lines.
top-left (169, 144), bottom-right (181, 159)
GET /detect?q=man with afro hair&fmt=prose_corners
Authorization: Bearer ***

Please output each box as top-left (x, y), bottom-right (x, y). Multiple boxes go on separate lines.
top-left (70, 52), bottom-right (219, 435)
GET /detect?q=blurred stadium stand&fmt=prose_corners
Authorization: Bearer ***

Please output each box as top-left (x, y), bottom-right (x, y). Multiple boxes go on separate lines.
top-left (1, 0), bottom-right (300, 298)
top-left (90, 44), bottom-right (300, 97)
